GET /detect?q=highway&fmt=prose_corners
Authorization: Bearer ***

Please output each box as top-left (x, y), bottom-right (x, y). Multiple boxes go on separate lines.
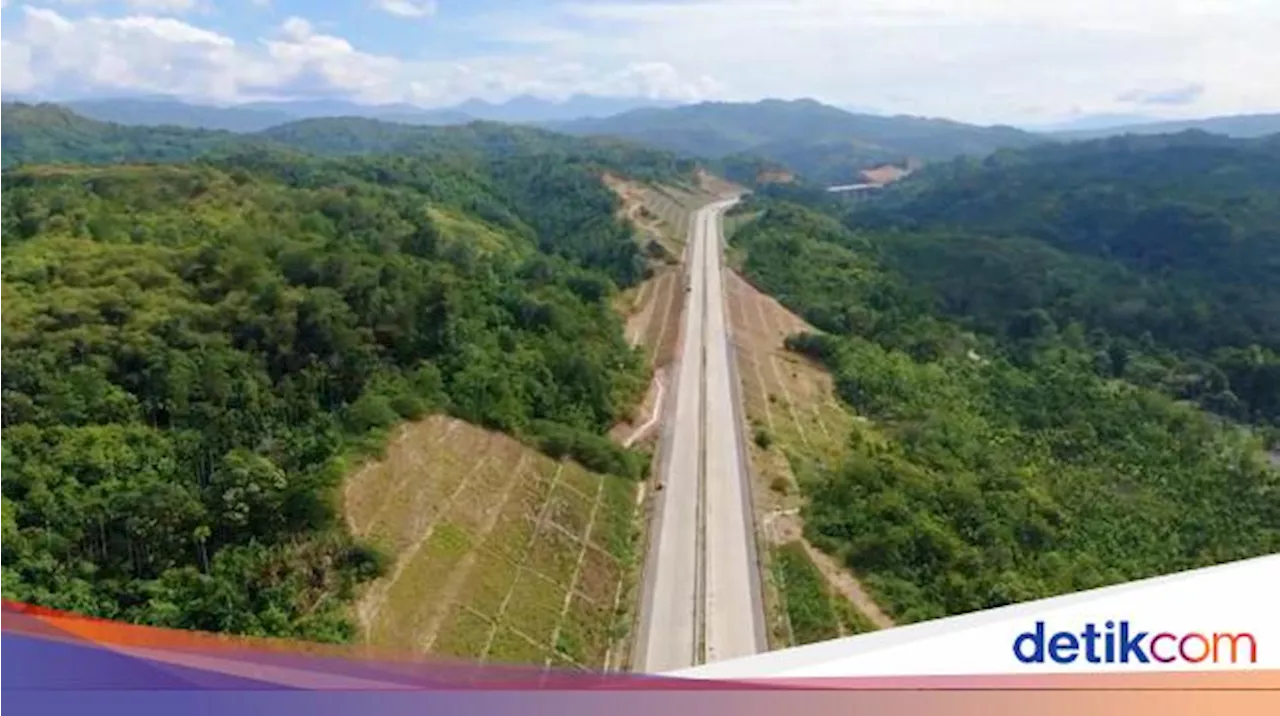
top-left (633, 197), bottom-right (767, 673)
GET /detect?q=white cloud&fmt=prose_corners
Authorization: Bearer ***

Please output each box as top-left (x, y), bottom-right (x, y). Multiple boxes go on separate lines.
top-left (373, 0), bottom-right (436, 19)
top-left (0, 7), bottom-right (718, 106)
top-left (2, 40), bottom-right (36, 92)
top-left (4, 7), bottom-right (241, 98)
top-left (5, 0), bottom-right (1277, 121)
top-left (526, 0), bottom-right (1280, 122)
top-left (255, 16), bottom-right (402, 99)
top-left (126, 0), bottom-right (198, 13)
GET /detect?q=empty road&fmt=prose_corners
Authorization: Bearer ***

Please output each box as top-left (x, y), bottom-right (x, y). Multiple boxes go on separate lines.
top-left (633, 197), bottom-right (766, 673)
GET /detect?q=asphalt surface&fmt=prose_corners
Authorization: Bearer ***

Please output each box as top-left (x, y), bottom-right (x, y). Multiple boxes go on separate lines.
top-left (633, 198), bottom-right (766, 673)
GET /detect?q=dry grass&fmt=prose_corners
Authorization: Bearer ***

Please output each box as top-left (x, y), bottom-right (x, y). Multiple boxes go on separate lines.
top-left (724, 270), bottom-right (895, 644)
top-left (344, 417), bottom-right (641, 668)
top-left (605, 175), bottom-right (723, 445)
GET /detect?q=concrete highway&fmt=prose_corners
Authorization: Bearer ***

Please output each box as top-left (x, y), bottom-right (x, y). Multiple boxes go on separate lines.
top-left (633, 197), bottom-right (767, 673)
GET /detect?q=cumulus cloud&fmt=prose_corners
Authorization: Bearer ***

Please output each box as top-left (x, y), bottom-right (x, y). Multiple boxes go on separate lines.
top-left (253, 16), bottom-right (402, 99)
top-left (126, 0), bottom-right (198, 13)
top-left (373, 0), bottom-right (437, 19)
top-left (4, 8), bottom-right (241, 98)
top-left (5, 0), bottom-right (1277, 120)
top-left (529, 0), bottom-right (1280, 122)
top-left (0, 6), bottom-right (721, 105)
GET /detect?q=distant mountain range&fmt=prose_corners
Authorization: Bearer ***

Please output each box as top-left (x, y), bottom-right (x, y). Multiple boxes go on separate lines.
top-left (0, 94), bottom-right (1046, 184)
top-left (1047, 112), bottom-right (1280, 140)
top-left (0, 93), bottom-right (682, 133)
top-left (544, 99), bottom-right (1044, 184)
top-left (3, 93), bottom-right (1276, 186)
top-left (1027, 113), bottom-right (1160, 133)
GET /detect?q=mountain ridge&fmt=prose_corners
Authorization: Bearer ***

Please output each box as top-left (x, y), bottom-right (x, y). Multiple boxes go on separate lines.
top-left (545, 98), bottom-right (1044, 185)
top-left (3, 94), bottom-right (685, 133)
top-left (1046, 112), bottom-right (1280, 140)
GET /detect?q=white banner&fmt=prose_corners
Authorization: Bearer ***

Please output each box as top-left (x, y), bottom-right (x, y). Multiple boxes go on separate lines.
top-left (678, 554), bottom-right (1280, 678)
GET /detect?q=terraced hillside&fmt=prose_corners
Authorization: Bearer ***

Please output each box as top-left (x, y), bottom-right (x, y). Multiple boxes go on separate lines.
top-left (344, 416), bottom-right (640, 669)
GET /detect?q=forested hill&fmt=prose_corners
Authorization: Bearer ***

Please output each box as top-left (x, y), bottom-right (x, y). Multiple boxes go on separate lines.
top-left (546, 98), bottom-right (1043, 185)
top-left (2, 102), bottom-right (697, 185)
top-left (0, 144), bottom-right (664, 637)
top-left (253, 117), bottom-right (696, 179)
top-left (1, 102), bottom-right (248, 167)
top-left (847, 131), bottom-right (1280, 426)
top-left (725, 199), bottom-right (1280, 623)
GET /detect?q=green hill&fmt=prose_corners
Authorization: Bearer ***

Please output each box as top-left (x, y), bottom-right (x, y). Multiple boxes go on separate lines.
top-left (0, 138), bottom-right (666, 639)
top-left (724, 177), bottom-right (1280, 623)
top-left (1, 102), bottom-right (248, 167)
top-left (846, 130), bottom-right (1280, 426)
top-left (547, 98), bottom-right (1044, 184)
top-left (2, 102), bottom-right (697, 184)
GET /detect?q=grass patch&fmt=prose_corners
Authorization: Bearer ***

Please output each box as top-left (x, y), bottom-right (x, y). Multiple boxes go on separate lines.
top-left (554, 592), bottom-right (613, 666)
top-left (487, 626), bottom-right (549, 666)
top-left (524, 521), bottom-right (580, 586)
top-left (372, 522), bottom-right (473, 649)
top-left (832, 592), bottom-right (878, 636)
top-left (347, 417), bottom-right (644, 666)
top-left (560, 462), bottom-right (601, 501)
top-left (481, 486), bottom-right (541, 563)
top-left (502, 571), bottom-right (567, 646)
top-left (590, 476), bottom-right (637, 561)
top-left (545, 482), bottom-right (595, 538)
top-left (457, 548), bottom-right (521, 617)
top-left (576, 545), bottom-right (621, 605)
top-left (773, 541), bottom-right (840, 645)
top-left (429, 605), bottom-right (493, 659)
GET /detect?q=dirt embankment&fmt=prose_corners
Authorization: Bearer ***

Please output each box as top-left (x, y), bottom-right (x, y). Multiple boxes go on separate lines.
top-left (724, 270), bottom-right (896, 638)
top-left (603, 173), bottom-right (724, 447)
top-left (859, 164), bottom-right (912, 185)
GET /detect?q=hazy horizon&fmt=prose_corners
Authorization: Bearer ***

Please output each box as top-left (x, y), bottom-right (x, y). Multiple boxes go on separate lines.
top-left (9, 90), bottom-right (1280, 135)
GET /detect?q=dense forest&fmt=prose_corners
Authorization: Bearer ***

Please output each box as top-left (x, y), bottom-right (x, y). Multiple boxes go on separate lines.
top-left (849, 131), bottom-right (1280, 427)
top-left (0, 125), bottom-right (680, 639)
top-left (729, 150), bottom-right (1280, 621)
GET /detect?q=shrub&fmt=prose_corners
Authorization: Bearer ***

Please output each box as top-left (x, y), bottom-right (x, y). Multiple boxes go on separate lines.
top-left (754, 427), bottom-right (774, 450)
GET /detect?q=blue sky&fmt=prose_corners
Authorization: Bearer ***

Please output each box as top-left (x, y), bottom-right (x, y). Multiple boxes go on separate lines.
top-left (3, 0), bottom-right (1279, 124)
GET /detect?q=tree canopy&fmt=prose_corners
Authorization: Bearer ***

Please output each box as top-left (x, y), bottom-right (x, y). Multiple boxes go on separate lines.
top-left (846, 131), bottom-right (1280, 426)
top-left (1, 142), bottom-right (666, 639)
top-left (729, 172), bottom-right (1280, 622)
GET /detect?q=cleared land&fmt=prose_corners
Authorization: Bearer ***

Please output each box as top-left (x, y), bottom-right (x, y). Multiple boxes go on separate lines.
top-left (724, 270), bottom-right (895, 646)
top-left (606, 175), bottom-right (721, 445)
top-left (343, 416), bottom-right (640, 669)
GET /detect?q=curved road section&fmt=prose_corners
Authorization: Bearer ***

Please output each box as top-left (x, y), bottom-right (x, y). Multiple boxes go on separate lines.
top-left (633, 198), bottom-right (767, 672)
